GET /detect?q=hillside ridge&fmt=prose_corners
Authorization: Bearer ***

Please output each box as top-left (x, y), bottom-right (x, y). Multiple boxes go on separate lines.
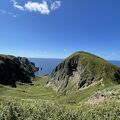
top-left (0, 54), bottom-right (39, 87)
top-left (48, 51), bottom-right (120, 92)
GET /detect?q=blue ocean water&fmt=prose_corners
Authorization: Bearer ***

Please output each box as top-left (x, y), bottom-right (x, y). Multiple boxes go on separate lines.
top-left (29, 58), bottom-right (120, 75)
top-left (29, 58), bottom-right (63, 75)
top-left (109, 61), bottom-right (120, 67)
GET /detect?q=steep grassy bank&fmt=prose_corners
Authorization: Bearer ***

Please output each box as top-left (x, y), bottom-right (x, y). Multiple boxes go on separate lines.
top-left (0, 76), bottom-right (120, 119)
top-left (49, 51), bottom-right (120, 93)
top-left (0, 75), bottom-right (117, 105)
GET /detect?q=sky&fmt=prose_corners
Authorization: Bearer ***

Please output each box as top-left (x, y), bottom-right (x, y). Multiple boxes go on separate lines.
top-left (0, 0), bottom-right (120, 60)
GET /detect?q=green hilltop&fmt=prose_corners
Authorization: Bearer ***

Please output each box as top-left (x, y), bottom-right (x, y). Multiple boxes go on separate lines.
top-left (49, 51), bottom-right (120, 93)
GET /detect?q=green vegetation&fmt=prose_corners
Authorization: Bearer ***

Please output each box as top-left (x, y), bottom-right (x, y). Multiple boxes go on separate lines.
top-left (0, 51), bottom-right (120, 119)
top-left (49, 51), bottom-right (120, 93)
top-left (1, 97), bottom-right (120, 120)
top-left (0, 75), bottom-right (120, 119)
top-left (0, 76), bottom-right (116, 104)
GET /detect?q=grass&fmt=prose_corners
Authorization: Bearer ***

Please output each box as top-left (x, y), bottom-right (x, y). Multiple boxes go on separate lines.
top-left (0, 75), bottom-right (118, 104)
top-left (0, 94), bottom-right (120, 119)
top-left (0, 76), bottom-right (56, 101)
top-left (54, 51), bottom-right (120, 93)
top-left (0, 75), bottom-right (120, 119)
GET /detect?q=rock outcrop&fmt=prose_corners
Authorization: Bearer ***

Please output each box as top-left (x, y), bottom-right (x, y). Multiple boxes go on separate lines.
top-left (48, 51), bottom-right (120, 92)
top-left (0, 54), bottom-right (39, 87)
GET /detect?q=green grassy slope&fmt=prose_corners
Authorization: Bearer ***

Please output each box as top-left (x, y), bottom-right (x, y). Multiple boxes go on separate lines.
top-left (0, 75), bottom-right (117, 105)
top-left (50, 51), bottom-right (120, 93)
top-left (0, 76), bottom-right (120, 119)
top-left (66, 51), bottom-right (120, 80)
top-left (1, 52), bottom-right (120, 119)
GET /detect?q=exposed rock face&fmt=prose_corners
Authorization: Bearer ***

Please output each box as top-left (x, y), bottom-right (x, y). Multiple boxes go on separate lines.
top-left (49, 51), bottom-right (120, 92)
top-left (0, 55), bottom-right (39, 86)
top-left (86, 89), bottom-right (120, 105)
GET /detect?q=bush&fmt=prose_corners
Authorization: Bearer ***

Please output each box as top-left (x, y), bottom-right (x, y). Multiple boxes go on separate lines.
top-left (0, 97), bottom-right (120, 120)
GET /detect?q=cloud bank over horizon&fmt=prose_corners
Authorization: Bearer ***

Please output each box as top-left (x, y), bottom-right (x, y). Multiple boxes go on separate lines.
top-left (11, 0), bottom-right (61, 15)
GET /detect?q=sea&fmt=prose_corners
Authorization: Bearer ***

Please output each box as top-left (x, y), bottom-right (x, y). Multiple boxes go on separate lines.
top-left (29, 58), bottom-right (63, 75)
top-left (29, 58), bottom-right (120, 75)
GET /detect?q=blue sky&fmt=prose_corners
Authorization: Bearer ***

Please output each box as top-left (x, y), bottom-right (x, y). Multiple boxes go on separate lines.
top-left (0, 0), bottom-right (120, 60)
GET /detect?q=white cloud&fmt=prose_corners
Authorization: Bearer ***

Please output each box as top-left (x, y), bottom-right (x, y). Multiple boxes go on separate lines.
top-left (11, 0), bottom-right (61, 15)
top-left (24, 1), bottom-right (50, 14)
top-left (51, 1), bottom-right (61, 11)
top-left (0, 9), bottom-right (17, 18)
top-left (63, 49), bottom-right (69, 52)
top-left (11, 0), bottom-right (24, 11)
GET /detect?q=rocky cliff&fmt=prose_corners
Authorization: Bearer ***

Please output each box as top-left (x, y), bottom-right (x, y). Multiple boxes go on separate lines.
top-left (0, 54), bottom-right (39, 87)
top-left (48, 51), bottom-right (120, 92)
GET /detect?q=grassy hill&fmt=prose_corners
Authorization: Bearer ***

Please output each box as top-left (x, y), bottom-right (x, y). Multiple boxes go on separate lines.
top-left (0, 75), bottom-right (120, 119)
top-left (49, 51), bottom-right (120, 93)
top-left (1, 52), bottom-right (120, 119)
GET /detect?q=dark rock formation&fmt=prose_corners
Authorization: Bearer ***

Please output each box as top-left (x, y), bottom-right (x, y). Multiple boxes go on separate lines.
top-left (0, 55), bottom-right (39, 87)
top-left (48, 51), bottom-right (120, 92)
